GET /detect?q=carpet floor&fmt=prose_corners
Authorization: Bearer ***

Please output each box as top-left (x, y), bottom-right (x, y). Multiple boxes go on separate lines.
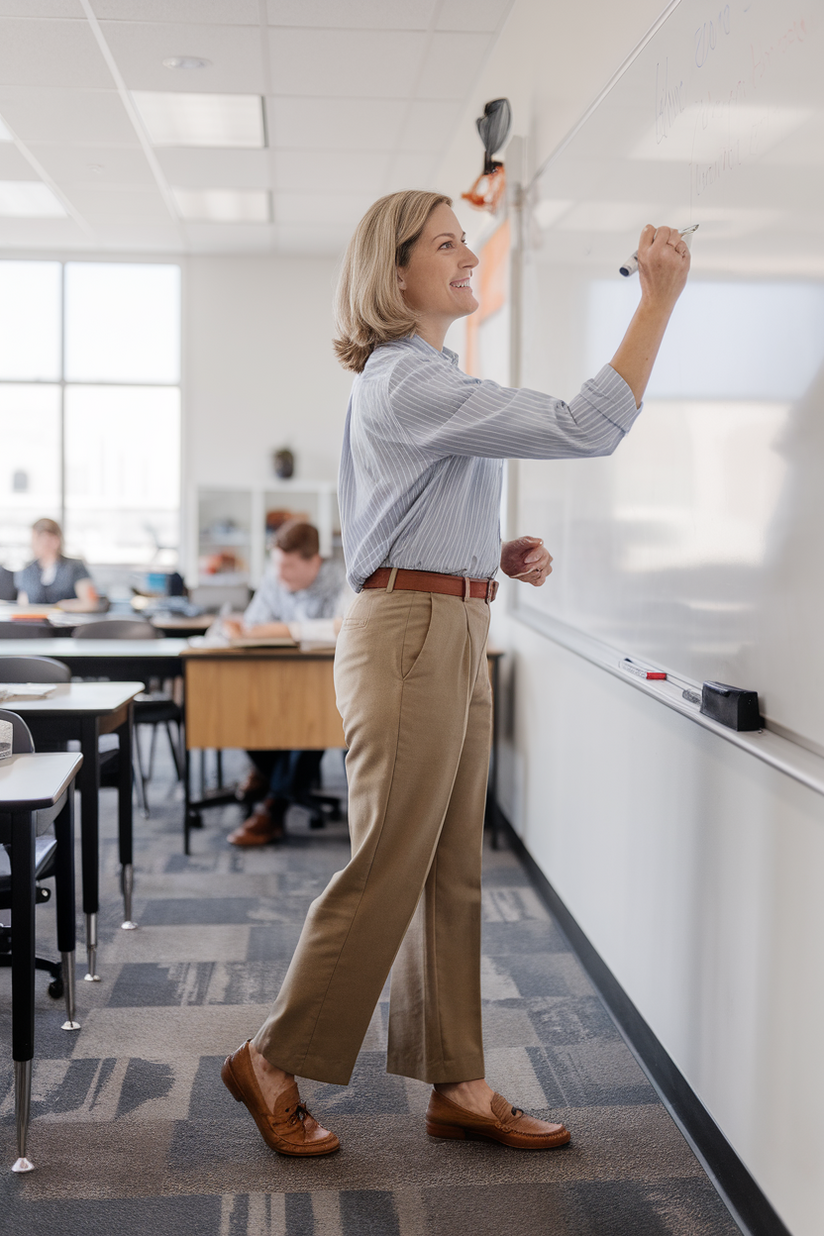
top-left (1, 747), bottom-right (741, 1236)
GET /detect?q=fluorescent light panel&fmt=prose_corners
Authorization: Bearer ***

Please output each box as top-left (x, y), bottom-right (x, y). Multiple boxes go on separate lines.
top-left (0, 182), bottom-right (67, 218)
top-left (132, 92), bottom-right (265, 149)
top-left (173, 187), bottom-right (271, 223)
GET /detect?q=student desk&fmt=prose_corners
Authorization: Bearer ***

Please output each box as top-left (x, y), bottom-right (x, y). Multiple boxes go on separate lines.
top-left (4, 683), bottom-right (143, 980)
top-left (180, 645), bottom-right (504, 853)
top-left (0, 637), bottom-right (189, 684)
top-left (0, 750), bottom-right (82, 1173)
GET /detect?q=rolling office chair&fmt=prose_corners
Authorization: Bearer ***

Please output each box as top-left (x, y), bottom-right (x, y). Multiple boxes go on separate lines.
top-left (73, 619), bottom-right (183, 814)
top-left (0, 708), bottom-right (80, 1032)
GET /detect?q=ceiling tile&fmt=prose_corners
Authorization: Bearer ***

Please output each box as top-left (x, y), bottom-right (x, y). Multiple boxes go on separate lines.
top-left (0, 18), bottom-right (113, 88)
top-left (156, 147), bottom-right (271, 189)
top-left (267, 1), bottom-right (436, 30)
top-left (0, 143), bottom-right (39, 178)
top-left (436, 0), bottom-right (512, 32)
top-left (99, 21), bottom-right (266, 93)
top-left (274, 190), bottom-right (375, 226)
top-left (268, 96), bottom-right (406, 152)
top-left (268, 29), bottom-right (426, 97)
top-left (0, 2), bottom-right (82, 13)
top-left (273, 149), bottom-right (391, 193)
top-left (0, 88), bottom-right (138, 145)
top-left (61, 184), bottom-right (174, 224)
top-left (0, 216), bottom-right (90, 249)
top-left (183, 220), bottom-right (276, 253)
top-left (91, 1), bottom-right (260, 22)
top-left (397, 99), bottom-right (464, 152)
top-left (387, 151), bottom-right (441, 191)
top-left (272, 222), bottom-right (348, 256)
top-left (88, 220), bottom-right (184, 251)
top-left (27, 143), bottom-right (157, 186)
top-left (415, 32), bottom-right (494, 100)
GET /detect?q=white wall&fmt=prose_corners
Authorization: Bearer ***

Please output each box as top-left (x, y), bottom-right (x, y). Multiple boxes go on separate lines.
top-left (490, 597), bottom-right (824, 1235)
top-left (183, 253), bottom-right (352, 492)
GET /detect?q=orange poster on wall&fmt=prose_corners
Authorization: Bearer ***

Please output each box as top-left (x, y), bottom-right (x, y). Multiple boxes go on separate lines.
top-left (465, 218), bottom-right (510, 378)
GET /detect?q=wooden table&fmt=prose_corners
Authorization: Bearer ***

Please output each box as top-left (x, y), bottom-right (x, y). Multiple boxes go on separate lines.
top-left (4, 682), bottom-right (143, 980)
top-left (181, 645), bottom-right (504, 853)
top-left (0, 751), bottom-right (82, 1173)
top-left (0, 638), bottom-right (189, 684)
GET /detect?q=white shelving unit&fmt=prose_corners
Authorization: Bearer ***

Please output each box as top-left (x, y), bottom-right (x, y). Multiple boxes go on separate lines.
top-left (187, 480), bottom-right (339, 590)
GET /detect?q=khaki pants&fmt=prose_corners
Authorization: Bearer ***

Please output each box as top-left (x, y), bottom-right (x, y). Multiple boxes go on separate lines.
top-left (252, 585), bottom-right (492, 1085)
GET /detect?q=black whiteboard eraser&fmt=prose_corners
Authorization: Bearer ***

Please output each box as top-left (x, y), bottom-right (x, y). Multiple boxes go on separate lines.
top-left (700, 681), bottom-right (762, 731)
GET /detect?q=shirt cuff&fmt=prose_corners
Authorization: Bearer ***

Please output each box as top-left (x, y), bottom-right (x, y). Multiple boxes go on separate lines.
top-left (583, 363), bottom-right (643, 431)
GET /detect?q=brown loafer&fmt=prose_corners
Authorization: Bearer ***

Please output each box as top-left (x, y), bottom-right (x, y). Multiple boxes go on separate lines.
top-left (426, 1089), bottom-right (571, 1149)
top-left (227, 803), bottom-right (284, 847)
top-left (221, 1041), bottom-right (339, 1156)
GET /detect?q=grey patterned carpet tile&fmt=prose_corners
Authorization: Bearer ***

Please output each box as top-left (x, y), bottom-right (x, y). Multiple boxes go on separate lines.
top-left (0, 748), bottom-right (741, 1234)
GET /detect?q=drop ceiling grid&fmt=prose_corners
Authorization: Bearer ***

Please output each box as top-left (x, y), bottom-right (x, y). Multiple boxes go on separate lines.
top-left (0, 0), bottom-right (516, 253)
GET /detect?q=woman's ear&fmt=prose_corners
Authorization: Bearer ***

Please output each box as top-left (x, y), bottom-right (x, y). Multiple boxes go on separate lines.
top-left (396, 267), bottom-right (406, 291)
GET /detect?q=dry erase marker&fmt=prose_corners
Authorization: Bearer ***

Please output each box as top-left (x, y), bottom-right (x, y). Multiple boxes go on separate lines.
top-left (619, 223), bottom-right (699, 277)
top-left (621, 658), bottom-right (667, 680)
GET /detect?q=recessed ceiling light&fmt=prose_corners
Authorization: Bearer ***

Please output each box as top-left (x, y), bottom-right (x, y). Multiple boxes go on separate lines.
top-left (162, 56), bottom-right (212, 70)
top-left (0, 117), bottom-right (13, 142)
top-left (0, 181), bottom-right (67, 218)
top-left (172, 187), bottom-right (271, 224)
top-left (132, 92), bottom-right (265, 149)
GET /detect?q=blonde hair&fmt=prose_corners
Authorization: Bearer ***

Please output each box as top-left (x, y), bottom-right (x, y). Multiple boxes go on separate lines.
top-left (333, 190), bottom-right (452, 373)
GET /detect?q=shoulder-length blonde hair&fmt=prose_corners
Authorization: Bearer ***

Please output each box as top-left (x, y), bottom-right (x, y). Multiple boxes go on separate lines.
top-left (333, 190), bottom-right (451, 373)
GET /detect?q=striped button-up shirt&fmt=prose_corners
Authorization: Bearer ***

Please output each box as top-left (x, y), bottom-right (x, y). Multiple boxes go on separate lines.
top-left (338, 334), bottom-right (640, 592)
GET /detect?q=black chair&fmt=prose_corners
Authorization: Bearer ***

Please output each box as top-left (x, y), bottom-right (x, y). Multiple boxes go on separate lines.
top-left (0, 566), bottom-right (16, 602)
top-left (0, 655), bottom-right (70, 684)
top-left (0, 623), bottom-right (53, 639)
top-left (0, 709), bottom-right (79, 1031)
top-left (73, 620), bottom-right (183, 814)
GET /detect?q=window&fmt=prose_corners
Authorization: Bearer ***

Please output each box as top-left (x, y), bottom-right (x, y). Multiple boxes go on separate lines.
top-left (0, 261), bottom-right (181, 570)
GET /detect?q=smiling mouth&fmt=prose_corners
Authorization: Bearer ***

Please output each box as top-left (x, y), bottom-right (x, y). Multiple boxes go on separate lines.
top-left (451, 279), bottom-right (471, 289)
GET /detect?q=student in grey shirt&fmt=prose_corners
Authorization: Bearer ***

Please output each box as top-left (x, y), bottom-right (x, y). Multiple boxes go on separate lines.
top-left (221, 519), bottom-right (349, 846)
top-left (222, 191), bottom-right (690, 1158)
top-left (15, 517), bottom-right (98, 609)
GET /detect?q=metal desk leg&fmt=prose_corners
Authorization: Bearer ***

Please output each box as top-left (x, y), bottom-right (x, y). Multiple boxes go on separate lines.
top-left (10, 809), bottom-right (35, 1173)
top-left (78, 716), bottom-right (101, 982)
top-left (117, 709), bottom-right (137, 930)
top-left (53, 790), bottom-right (80, 1031)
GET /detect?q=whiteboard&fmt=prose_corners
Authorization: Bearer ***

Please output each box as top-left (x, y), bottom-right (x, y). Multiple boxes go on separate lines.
top-left (514, 0), bottom-right (824, 753)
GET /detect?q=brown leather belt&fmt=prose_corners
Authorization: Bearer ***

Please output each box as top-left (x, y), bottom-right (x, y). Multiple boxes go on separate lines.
top-left (363, 567), bottom-right (498, 603)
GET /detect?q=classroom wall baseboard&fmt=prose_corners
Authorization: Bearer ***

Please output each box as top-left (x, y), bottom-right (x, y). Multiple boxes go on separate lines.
top-left (500, 815), bottom-right (794, 1236)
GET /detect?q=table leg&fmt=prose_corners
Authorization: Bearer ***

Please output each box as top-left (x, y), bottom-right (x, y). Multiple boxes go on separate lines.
top-left (10, 809), bottom-right (35, 1173)
top-left (53, 788), bottom-right (80, 1031)
top-left (116, 709), bottom-right (137, 930)
top-left (78, 716), bottom-right (101, 982)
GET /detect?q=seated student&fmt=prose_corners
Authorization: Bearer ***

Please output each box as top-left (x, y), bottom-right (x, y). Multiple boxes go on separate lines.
top-left (221, 519), bottom-right (349, 846)
top-left (14, 517), bottom-right (99, 610)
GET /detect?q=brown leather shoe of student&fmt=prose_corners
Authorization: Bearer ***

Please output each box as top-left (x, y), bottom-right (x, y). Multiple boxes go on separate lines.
top-left (227, 801), bottom-right (284, 846)
top-left (221, 1041), bottom-right (340, 1157)
top-left (235, 768), bottom-right (269, 803)
top-left (426, 1089), bottom-right (571, 1149)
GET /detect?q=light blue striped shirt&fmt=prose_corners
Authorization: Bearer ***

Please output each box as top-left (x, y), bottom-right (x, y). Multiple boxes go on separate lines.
top-left (338, 334), bottom-right (640, 592)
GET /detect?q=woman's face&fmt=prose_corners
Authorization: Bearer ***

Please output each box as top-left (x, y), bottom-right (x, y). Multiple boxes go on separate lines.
top-left (32, 529), bottom-right (60, 560)
top-left (397, 203), bottom-right (479, 328)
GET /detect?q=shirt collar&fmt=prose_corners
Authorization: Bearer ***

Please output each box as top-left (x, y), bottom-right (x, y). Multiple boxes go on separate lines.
top-left (404, 333), bottom-right (460, 367)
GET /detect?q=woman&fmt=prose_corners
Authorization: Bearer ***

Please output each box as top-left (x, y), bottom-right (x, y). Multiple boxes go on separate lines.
top-left (221, 191), bottom-right (690, 1156)
top-left (14, 518), bottom-right (98, 610)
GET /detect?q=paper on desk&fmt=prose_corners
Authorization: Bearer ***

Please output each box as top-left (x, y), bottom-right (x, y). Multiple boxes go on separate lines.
top-left (0, 682), bottom-right (56, 701)
top-left (293, 619), bottom-right (338, 651)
